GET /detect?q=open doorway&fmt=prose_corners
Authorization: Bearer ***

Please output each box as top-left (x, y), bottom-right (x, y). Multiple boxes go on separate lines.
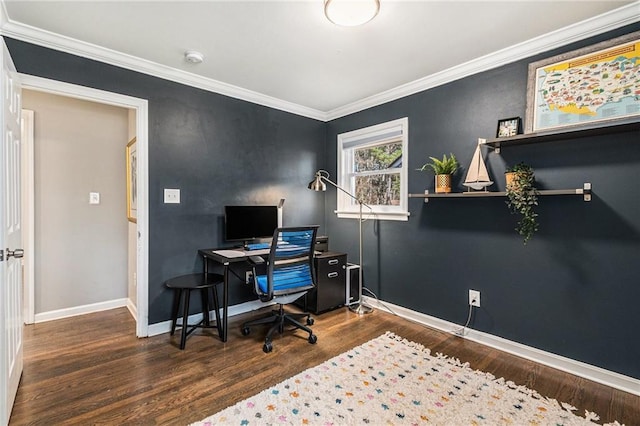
top-left (20, 74), bottom-right (149, 337)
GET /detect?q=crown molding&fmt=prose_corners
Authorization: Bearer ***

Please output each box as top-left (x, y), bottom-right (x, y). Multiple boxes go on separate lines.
top-left (325, 1), bottom-right (640, 121)
top-left (0, 18), bottom-right (327, 122)
top-left (1, 1), bottom-right (638, 122)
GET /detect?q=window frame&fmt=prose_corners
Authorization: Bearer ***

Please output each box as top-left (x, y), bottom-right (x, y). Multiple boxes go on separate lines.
top-left (336, 117), bottom-right (409, 221)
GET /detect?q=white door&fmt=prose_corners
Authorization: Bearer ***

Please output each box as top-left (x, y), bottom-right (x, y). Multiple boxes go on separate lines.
top-left (0, 39), bottom-right (23, 425)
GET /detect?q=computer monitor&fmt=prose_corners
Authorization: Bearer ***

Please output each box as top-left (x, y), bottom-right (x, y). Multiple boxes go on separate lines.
top-left (224, 205), bottom-right (279, 243)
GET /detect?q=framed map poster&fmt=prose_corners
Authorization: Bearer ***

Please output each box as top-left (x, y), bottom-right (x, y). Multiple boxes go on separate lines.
top-left (525, 30), bottom-right (640, 133)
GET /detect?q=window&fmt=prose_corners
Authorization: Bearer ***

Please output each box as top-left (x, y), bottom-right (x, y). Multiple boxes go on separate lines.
top-left (337, 117), bottom-right (409, 221)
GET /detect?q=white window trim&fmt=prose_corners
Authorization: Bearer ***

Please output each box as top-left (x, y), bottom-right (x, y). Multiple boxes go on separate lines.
top-left (336, 117), bottom-right (409, 222)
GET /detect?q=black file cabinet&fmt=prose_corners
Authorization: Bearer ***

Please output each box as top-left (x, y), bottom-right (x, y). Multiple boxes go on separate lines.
top-left (298, 251), bottom-right (347, 314)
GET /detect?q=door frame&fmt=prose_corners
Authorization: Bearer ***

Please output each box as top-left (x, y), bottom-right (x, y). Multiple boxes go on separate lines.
top-left (20, 74), bottom-right (149, 337)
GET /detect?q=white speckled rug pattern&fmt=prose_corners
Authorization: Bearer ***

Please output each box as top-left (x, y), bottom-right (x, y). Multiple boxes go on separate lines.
top-left (193, 332), bottom-right (621, 425)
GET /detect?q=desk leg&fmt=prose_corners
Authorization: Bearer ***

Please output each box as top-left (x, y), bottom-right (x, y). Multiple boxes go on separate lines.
top-left (222, 264), bottom-right (229, 342)
top-left (211, 281), bottom-right (222, 334)
top-left (202, 254), bottom-right (229, 343)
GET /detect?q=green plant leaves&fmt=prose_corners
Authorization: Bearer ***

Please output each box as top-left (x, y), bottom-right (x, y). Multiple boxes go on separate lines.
top-left (418, 153), bottom-right (459, 175)
top-left (505, 164), bottom-right (538, 244)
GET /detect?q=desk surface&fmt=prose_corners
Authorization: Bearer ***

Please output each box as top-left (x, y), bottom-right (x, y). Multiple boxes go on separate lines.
top-left (199, 247), bottom-right (270, 264)
top-left (199, 247), bottom-right (331, 264)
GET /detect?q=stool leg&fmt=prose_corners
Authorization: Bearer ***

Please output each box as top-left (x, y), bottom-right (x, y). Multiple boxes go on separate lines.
top-left (180, 289), bottom-right (191, 350)
top-left (170, 288), bottom-right (182, 336)
top-left (201, 288), bottom-right (210, 327)
top-left (211, 284), bottom-right (222, 338)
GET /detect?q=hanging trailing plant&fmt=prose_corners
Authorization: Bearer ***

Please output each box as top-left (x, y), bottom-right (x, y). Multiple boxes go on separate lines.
top-left (505, 162), bottom-right (538, 244)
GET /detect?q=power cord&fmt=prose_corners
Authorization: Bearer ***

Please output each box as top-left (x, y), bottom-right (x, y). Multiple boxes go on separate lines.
top-left (363, 287), bottom-right (478, 338)
top-left (453, 303), bottom-right (474, 336)
top-left (362, 287), bottom-right (398, 316)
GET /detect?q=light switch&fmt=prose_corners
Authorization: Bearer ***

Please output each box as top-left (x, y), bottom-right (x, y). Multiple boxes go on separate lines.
top-left (89, 192), bottom-right (100, 204)
top-left (164, 188), bottom-right (180, 204)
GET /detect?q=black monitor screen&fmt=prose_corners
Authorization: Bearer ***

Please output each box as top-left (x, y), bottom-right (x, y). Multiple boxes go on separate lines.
top-left (224, 205), bottom-right (278, 242)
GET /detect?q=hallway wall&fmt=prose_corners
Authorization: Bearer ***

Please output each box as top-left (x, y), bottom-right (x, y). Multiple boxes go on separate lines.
top-left (24, 90), bottom-right (129, 314)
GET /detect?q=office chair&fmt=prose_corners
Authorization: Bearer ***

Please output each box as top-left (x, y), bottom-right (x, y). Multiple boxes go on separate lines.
top-left (241, 226), bottom-right (319, 353)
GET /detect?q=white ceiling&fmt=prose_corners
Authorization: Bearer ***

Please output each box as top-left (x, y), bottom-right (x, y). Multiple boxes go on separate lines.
top-left (1, 1), bottom-right (638, 120)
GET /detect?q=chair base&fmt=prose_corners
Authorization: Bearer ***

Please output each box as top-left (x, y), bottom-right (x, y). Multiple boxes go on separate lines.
top-left (241, 304), bottom-right (317, 353)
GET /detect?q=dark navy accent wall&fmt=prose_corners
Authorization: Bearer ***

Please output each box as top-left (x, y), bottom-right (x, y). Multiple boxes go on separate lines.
top-left (326, 23), bottom-right (640, 379)
top-left (4, 38), bottom-right (326, 323)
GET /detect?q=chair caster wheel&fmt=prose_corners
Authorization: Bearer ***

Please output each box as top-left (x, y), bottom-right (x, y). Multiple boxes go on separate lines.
top-left (306, 317), bottom-right (314, 326)
top-left (241, 326), bottom-right (250, 336)
top-left (308, 334), bottom-right (317, 344)
top-left (263, 341), bottom-right (273, 353)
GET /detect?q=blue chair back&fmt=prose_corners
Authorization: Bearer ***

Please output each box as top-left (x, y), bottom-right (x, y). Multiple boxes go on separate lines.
top-left (254, 226), bottom-right (319, 301)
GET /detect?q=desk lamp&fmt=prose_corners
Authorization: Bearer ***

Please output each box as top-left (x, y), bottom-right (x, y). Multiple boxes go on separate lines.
top-left (308, 170), bottom-right (373, 315)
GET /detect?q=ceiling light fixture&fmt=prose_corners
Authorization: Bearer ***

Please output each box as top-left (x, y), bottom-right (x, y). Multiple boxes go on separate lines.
top-left (324, 0), bottom-right (380, 27)
top-left (184, 50), bottom-right (204, 64)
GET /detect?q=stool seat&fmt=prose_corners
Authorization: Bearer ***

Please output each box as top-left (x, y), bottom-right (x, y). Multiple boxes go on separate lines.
top-left (165, 273), bottom-right (224, 349)
top-left (165, 273), bottom-right (224, 290)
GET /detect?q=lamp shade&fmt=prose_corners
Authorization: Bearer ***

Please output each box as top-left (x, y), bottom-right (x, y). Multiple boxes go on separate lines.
top-left (308, 174), bottom-right (327, 191)
top-left (324, 0), bottom-right (380, 27)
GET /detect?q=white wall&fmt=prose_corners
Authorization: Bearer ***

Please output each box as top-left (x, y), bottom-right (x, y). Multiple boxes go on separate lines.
top-left (23, 90), bottom-right (129, 314)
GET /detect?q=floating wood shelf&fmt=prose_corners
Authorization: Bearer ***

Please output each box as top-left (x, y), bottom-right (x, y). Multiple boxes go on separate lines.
top-left (482, 119), bottom-right (639, 152)
top-left (409, 183), bottom-right (592, 203)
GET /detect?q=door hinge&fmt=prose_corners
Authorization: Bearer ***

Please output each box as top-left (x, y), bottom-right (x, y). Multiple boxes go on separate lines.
top-left (0, 249), bottom-right (3, 261)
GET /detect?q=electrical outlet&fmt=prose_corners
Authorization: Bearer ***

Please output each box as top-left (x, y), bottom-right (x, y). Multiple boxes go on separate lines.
top-left (245, 271), bottom-right (253, 284)
top-left (469, 289), bottom-right (480, 307)
top-left (164, 188), bottom-right (180, 204)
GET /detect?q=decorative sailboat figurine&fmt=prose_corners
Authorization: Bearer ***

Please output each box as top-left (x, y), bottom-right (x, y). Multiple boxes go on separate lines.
top-left (463, 139), bottom-right (493, 191)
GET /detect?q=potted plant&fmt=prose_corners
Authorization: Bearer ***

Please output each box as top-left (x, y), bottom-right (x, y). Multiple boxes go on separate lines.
top-left (418, 153), bottom-right (459, 193)
top-left (505, 162), bottom-right (538, 244)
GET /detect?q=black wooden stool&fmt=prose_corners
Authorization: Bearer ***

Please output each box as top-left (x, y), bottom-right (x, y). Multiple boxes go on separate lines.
top-left (165, 273), bottom-right (224, 349)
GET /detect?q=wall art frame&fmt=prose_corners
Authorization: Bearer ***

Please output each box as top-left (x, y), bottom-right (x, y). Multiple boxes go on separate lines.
top-left (497, 117), bottom-right (521, 137)
top-left (126, 137), bottom-right (137, 223)
top-left (525, 30), bottom-right (640, 134)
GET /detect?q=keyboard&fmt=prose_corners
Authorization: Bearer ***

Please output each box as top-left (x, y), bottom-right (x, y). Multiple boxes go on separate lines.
top-left (245, 242), bottom-right (270, 251)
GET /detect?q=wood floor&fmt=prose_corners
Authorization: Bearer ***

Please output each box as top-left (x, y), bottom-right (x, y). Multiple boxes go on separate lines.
top-left (9, 306), bottom-right (640, 425)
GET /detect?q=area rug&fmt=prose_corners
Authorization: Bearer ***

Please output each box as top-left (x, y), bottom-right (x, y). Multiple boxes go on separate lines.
top-left (193, 332), bottom-right (622, 425)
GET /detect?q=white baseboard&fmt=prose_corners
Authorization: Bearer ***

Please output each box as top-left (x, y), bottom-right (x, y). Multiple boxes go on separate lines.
top-left (126, 299), bottom-right (137, 320)
top-left (363, 296), bottom-right (640, 397)
top-left (147, 299), bottom-right (274, 337)
top-left (34, 298), bottom-right (129, 323)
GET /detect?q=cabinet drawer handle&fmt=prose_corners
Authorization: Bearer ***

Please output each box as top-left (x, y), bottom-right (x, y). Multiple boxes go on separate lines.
top-left (327, 272), bottom-right (338, 278)
top-left (328, 259), bottom-right (339, 265)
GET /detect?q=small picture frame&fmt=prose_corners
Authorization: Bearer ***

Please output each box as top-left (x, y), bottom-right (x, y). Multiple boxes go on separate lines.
top-left (126, 137), bottom-right (137, 223)
top-left (496, 117), bottom-right (521, 138)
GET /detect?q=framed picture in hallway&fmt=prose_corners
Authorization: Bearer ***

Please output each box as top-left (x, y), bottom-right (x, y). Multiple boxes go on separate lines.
top-left (126, 137), bottom-right (137, 223)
